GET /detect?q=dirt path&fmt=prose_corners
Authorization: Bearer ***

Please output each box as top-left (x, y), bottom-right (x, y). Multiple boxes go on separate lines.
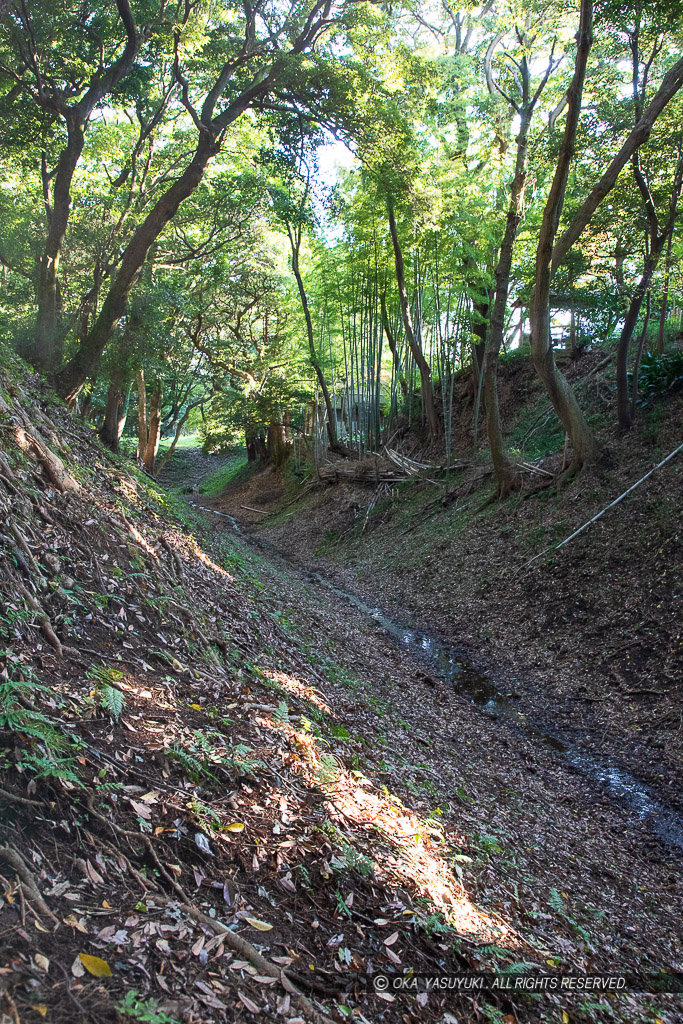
top-left (156, 445), bottom-right (237, 494)
top-left (195, 501), bottom-right (683, 1017)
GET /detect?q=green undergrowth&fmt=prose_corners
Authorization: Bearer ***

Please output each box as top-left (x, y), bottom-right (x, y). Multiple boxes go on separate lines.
top-left (198, 453), bottom-right (249, 496)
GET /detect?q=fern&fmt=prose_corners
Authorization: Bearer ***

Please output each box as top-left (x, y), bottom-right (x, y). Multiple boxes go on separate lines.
top-left (18, 750), bottom-right (81, 784)
top-left (167, 744), bottom-right (212, 782)
top-left (477, 944), bottom-right (515, 958)
top-left (100, 684), bottom-right (124, 721)
top-left (549, 887), bottom-right (565, 914)
top-left (0, 662), bottom-right (80, 783)
top-left (498, 961), bottom-right (538, 975)
top-left (330, 841), bottom-right (374, 877)
top-left (273, 700), bottom-right (289, 725)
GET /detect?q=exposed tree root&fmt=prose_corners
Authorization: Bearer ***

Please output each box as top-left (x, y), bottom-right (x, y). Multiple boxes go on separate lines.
top-left (0, 845), bottom-right (58, 923)
top-left (13, 426), bottom-right (82, 493)
top-left (0, 786), bottom-right (44, 807)
top-left (14, 580), bottom-right (63, 654)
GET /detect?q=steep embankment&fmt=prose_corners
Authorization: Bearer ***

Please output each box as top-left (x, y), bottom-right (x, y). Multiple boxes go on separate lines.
top-left (217, 386), bottom-right (683, 820)
top-left (0, 358), bottom-right (682, 1024)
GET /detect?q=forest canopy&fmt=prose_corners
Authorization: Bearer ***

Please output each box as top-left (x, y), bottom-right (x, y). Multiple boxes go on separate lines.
top-left (1, 0), bottom-right (683, 486)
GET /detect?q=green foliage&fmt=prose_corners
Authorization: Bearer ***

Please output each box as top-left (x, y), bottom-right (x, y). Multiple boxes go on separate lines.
top-left (117, 990), bottom-right (181, 1024)
top-left (88, 664), bottom-right (125, 721)
top-left (330, 841), bottom-right (375, 877)
top-left (0, 659), bottom-right (80, 783)
top-left (633, 348), bottom-right (683, 405)
top-left (198, 456), bottom-right (249, 496)
top-left (167, 731), bottom-right (265, 783)
top-left (549, 888), bottom-right (592, 946)
top-left (273, 700), bottom-right (290, 725)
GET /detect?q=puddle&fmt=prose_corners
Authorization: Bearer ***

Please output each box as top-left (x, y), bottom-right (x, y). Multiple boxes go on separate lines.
top-left (199, 505), bottom-right (683, 853)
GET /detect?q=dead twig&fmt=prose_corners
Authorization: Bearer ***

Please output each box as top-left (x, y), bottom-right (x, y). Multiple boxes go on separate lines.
top-left (83, 792), bottom-right (334, 1024)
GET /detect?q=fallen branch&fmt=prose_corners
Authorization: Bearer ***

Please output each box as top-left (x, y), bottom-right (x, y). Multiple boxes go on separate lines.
top-left (84, 793), bottom-right (333, 1024)
top-left (517, 440), bottom-right (683, 572)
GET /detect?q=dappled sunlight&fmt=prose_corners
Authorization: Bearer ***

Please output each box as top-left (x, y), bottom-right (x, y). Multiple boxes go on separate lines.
top-left (185, 534), bottom-right (236, 581)
top-left (261, 668), bottom-right (332, 714)
top-left (269, 718), bottom-right (513, 947)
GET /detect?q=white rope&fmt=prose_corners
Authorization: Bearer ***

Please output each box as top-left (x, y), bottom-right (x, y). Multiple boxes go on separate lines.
top-left (517, 440), bottom-right (683, 572)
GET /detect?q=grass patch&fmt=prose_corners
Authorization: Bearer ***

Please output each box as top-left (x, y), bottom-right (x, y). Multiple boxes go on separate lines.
top-left (199, 454), bottom-right (249, 496)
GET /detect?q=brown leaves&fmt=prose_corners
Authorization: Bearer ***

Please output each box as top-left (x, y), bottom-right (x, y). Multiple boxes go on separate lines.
top-left (237, 990), bottom-right (260, 1013)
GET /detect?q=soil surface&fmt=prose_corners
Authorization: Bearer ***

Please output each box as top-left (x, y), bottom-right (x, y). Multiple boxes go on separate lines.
top-left (2, 367), bottom-right (682, 1024)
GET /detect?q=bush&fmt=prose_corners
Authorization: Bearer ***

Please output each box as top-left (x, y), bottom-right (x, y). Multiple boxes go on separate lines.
top-left (634, 349), bottom-right (683, 405)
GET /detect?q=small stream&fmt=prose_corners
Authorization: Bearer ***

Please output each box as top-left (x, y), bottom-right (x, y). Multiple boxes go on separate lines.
top-left (201, 505), bottom-right (683, 854)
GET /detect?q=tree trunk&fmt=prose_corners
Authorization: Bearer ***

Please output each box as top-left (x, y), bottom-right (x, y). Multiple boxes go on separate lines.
top-left (551, 52), bottom-right (683, 273)
top-left (630, 291), bottom-right (651, 419)
top-left (379, 289), bottom-right (407, 396)
top-left (656, 229), bottom-right (675, 354)
top-left (267, 421), bottom-right (287, 468)
top-left (52, 135), bottom-right (218, 403)
top-left (484, 108), bottom-right (533, 496)
top-left (616, 249), bottom-right (660, 431)
top-left (617, 155), bottom-right (682, 430)
top-left (156, 408), bottom-right (190, 473)
top-left (136, 370), bottom-right (148, 460)
top-left (28, 0), bottom-right (140, 369)
top-left (289, 233), bottom-right (346, 455)
top-left (387, 205), bottom-right (440, 436)
top-left (530, 0), bottom-right (595, 472)
top-left (99, 375), bottom-right (124, 453)
top-left (142, 386), bottom-right (162, 475)
top-left (33, 124), bottom-right (86, 370)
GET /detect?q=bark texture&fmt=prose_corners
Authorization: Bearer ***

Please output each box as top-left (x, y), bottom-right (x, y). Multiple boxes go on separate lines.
top-left (530, 0), bottom-right (595, 471)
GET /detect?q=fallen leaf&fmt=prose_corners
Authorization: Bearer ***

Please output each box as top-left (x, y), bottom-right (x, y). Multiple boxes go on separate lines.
top-left (34, 954), bottom-right (49, 972)
top-left (237, 990), bottom-right (260, 1013)
top-left (244, 917), bottom-right (273, 931)
top-left (71, 956), bottom-right (85, 978)
top-left (194, 833), bottom-right (214, 856)
top-left (225, 822), bottom-right (245, 833)
top-left (78, 953), bottom-right (112, 977)
top-left (129, 799), bottom-right (152, 820)
top-left (139, 790), bottom-right (160, 803)
top-left (35, 1005), bottom-right (47, 1017)
top-left (279, 969), bottom-right (299, 994)
top-left (383, 931), bottom-right (399, 946)
top-left (63, 914), bottom-right (87, 933)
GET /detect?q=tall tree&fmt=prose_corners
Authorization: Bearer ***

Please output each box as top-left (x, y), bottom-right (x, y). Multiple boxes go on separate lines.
top-left (51, 0), bottom-right (365, 404)
top-left (529, 0), bottom-right (595, 472)
top-left (0, 0), bottom-right (149, 369)
top-left (482, 21), bottom-right (560, 495)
